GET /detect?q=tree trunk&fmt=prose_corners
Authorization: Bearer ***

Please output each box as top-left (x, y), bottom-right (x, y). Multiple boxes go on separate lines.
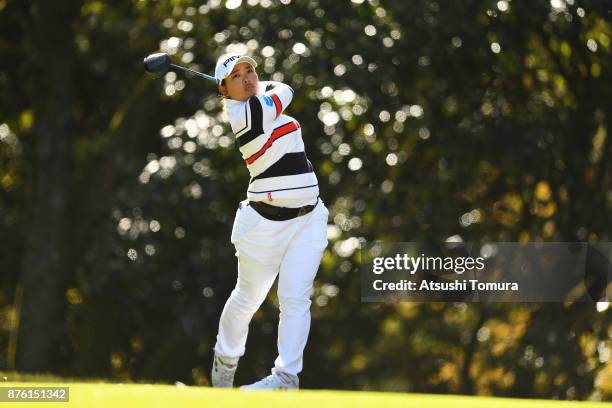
top-left (460, 304), bottom-right (487, 394)
top-left (15, 0), bottom-right (81, 373)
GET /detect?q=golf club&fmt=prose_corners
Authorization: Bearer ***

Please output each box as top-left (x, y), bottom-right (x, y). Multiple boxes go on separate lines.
top-left (143, 52), bottom-right (216, 82)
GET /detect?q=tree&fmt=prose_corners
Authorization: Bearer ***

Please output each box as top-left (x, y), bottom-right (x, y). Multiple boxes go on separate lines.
top-left (0, 0), bottom-right (609, 399)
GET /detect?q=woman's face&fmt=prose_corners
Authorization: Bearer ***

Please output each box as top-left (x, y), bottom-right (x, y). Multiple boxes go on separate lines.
top-left (218, 62), bottom-right (259, 101)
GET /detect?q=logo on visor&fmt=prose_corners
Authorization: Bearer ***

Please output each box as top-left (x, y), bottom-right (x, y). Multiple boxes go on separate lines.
top-left (263, 95), bottom-right (274, 106)
top-left (223, 55), bottom-right (240, 67)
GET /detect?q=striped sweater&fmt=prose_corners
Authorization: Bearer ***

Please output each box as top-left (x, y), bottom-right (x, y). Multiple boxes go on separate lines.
top-left (224, 81), bottom-right (319, 208)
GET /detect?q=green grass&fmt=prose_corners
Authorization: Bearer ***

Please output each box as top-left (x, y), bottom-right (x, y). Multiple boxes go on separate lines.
top-left (1, 381), bottom-right (610, 408)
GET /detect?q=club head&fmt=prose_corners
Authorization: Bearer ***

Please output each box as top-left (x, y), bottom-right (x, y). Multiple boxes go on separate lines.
top-left (143, 53), bottom-right (171, 75)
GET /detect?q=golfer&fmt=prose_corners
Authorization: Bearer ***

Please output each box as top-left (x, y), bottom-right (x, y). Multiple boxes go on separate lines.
top-left (210, 53), bottom-right (329, 390)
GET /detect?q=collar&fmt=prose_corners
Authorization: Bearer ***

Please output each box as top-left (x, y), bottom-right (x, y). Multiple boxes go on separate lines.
top-left (224, 98), bottom-right (248, 108)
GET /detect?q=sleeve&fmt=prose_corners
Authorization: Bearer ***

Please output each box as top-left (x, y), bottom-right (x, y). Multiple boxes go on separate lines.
top-left (252, 81), bottom-right (294, 124)
top-left (227, 82), bottom-right (294, 145)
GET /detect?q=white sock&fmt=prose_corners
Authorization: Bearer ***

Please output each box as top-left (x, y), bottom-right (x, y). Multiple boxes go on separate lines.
top-left (217, 355), bottom-right (239, 366)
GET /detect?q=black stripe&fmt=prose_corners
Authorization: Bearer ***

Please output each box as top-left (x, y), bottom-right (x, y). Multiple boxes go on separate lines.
top-left (247, 184), bottom-right (319, 194)
top-left (237, 97), bottom-right (264, 147)
top-left (250, 152), bottom-right (313, 182)
top-left (243, 122), bottom-right (300, 165)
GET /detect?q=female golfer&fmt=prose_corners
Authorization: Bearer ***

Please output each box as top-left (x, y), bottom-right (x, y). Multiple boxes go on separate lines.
top-left (210, 53), bottom-right (329, 390)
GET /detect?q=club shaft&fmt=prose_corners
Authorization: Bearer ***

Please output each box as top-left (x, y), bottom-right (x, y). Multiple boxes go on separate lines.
top-left (170, 64), bottom-right (216, 82)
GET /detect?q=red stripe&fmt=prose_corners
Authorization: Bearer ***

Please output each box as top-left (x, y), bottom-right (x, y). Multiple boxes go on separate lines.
top-left (271, 94), bottom-right (282, 118)
top-left (245, 121), bottom-right (300, 165)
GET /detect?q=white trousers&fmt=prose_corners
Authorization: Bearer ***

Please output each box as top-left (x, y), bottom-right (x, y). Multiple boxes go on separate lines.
top-left (214, 199), bottom-right (329, 376)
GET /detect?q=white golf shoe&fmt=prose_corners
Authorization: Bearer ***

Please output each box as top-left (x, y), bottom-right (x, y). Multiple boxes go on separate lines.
top-left (211, 354), bottom-right (238, 388)
top-left (240, 371), bottom-right (299, 391)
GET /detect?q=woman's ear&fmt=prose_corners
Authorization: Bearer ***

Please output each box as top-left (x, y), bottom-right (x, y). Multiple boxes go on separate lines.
top-left (218, 84), bottom-right (227, 96)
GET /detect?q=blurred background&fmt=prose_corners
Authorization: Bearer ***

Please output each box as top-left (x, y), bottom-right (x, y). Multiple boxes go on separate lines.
top-left (0, 0), bottom-right (611, 401)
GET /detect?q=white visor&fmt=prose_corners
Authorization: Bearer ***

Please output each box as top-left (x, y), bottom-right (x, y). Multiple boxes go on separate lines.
top-left (214, 54), bottom-right (258, 85)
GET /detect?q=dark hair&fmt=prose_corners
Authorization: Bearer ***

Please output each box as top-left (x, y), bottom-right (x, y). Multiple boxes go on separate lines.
top-left (218, 78), bottom-right (227, 110)
top-left (217, 78), bottom-right (226, 94)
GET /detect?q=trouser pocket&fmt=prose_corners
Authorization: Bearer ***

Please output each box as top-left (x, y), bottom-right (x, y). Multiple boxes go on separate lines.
top-left (230, 201), bottom-right (262, 246)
